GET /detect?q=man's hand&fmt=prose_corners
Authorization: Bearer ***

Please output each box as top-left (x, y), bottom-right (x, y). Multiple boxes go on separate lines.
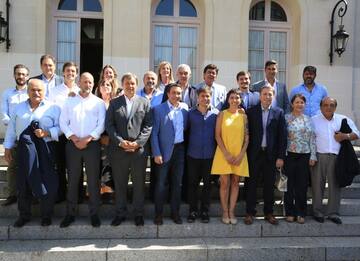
top-left (4, 149), bottom-right (12, 163)
top-left (334, 132), bottom-right (348, 143)
top-left (276, 158), bottom-right (284, 169)
top-left (76, 136), bottom-right (93, 150)
top-left (154, 156), bottom-right (163, 165)
top-left (309, 159), bottom-right (317, 167)
top-left (34, 129), bottom-right (49, 138)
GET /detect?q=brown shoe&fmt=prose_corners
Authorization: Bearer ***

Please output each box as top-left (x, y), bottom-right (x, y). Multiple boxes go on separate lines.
top-left (286, 216), bottom-right (295, 223)
top-left (265, 214), bottom-right (278, 225)
top-left (154, 214), bottom-right (163, 225)
top-left (297, 216), bottom-right (305, 224)
top-left (243, 214), bottom-right (253, 225)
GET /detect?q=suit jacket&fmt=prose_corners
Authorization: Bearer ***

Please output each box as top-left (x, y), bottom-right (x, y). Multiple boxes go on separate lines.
top-left (251, 80), bottom-right (290, 113)
top-left (151, 101), bottom-right (188, 163)
top-left (105, 95), bottom-right (152, 155)
top-left (161, 83), bottom-right (198, 108)
top-left (246, 103), bottom-right (287, 163)
top-left (222, 90), bottom-right (260, 111)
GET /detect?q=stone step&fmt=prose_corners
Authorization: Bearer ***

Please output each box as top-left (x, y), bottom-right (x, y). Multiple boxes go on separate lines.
top-left (0, 237), bottom-right (360, 260)
top-left (1, 216), bottom-right (360, 241)
top-left (1, 198), bottom-right (360, 218)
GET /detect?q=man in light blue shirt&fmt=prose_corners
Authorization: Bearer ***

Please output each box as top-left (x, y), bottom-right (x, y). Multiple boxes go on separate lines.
top-left (4, 79), bottom-right (61, 227)
top-left (137, 71), bottom-right (163, 108)
top-left (289, 66), bottom-right (328, 117)
top-left (1, 64), bottom-right (29, 206)
top-left (195, 64), bottom-right (227, 111)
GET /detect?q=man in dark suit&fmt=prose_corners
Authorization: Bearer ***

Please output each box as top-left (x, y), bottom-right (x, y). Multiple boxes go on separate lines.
top-left (106, 73), bottom-right (152, 226)
top-left (244, 84), bottom-right (287, 225)
top-left (151, 83), bottom-right (189, 225)
top-left (31, 54), bottom-right (63, 98)
top-left (251, 60), bottom-right (289, 113)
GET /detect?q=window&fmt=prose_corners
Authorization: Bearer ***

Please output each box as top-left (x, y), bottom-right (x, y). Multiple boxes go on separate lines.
top-left (152, 0), bottom-right (199, 84)
top-left (52, 0), bottom-right (103, 82)
top-left (248, 0), bottom-right (290, 84)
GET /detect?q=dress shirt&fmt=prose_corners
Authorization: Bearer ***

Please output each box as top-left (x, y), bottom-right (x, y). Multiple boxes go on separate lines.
top-left (187, 106), bottom-right (219, 159)
top-left (125, 94), bottom-right (136, 117)
top-left (48, 83), bottom-right (80, 109)
top-left (289, 83), bottom-right (328, 117)
top-left (42, 74), bottom-right (58, 98)
top-left (1, 87), bottom-right (28, 125)
top-left (159, 82), bottom-right (167, 92)
top-left (261, 105), bottom-right (270, 147)
top-left (4, 99), bottom-right (61, 149)
top-left (137, 88), bottom-right (163, 108)
top-left (312, 113), bottom-right (359, 155)
top-left (60, 93), bottom-right (106, 140)
top-left (285, 113), bottom-right (317, 160)
top-left (195, 81), bottom-right (227, 111)
top-left (167, 100), bottom-right (184, 144)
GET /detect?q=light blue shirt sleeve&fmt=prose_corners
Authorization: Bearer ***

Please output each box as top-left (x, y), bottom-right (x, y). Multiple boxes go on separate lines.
top-left (1, 89), bottom-right (10, 125)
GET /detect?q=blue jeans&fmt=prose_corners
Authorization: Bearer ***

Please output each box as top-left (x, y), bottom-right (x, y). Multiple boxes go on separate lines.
top-left (154, 143), bottom-right (185, 215)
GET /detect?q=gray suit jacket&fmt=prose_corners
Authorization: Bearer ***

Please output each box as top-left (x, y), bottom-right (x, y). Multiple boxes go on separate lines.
top-left (105, 95), bottom-right (152, 155)
top-left (251, 80), bottom-right (290, 113)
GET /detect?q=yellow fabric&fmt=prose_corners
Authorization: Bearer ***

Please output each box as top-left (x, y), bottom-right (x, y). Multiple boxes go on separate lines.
top-left (211, 110), bottom-right (249, 176)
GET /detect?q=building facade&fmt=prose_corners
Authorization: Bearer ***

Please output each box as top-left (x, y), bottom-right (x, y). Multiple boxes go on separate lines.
top-left (0, 0), bottom-right (359, 136)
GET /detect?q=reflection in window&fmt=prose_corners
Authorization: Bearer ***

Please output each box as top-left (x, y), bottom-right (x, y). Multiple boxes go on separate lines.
top-left (180, 0), bottom-right (197, 17)
top-left (249, 1), bottom-right (265, 21)
top-left (154, 25), bottom-right (173, 71)
top-left (155, 0), bottom-right (174, 16)
top-left (271, 2), bottom-right (287, 21)
top-left (57, 20), bottom-right (77, 75)
top-left (84, 0), bottom-right (102, 12)
top-left (58, 0), bottom-right (77, 11)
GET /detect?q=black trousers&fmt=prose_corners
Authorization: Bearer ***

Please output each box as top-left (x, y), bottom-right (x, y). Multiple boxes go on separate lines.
top-left (55, 134), bottom-right (67, 200)
top-left (284, 152), bottom-right (310, 217)
top-left (187, 156), bottom-right (212, 213)
top-left (246, 150), bottom-right (276, 216)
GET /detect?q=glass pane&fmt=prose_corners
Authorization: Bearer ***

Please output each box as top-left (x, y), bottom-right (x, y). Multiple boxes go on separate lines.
top-left (270, 31), bottom-right (287, 50)
top-left (248, 30), bottom-right (264, 80)
top-left (179, 27), bottom-right (197, 83)
top-left (57, 20), bottom-right (77, 75)
top-left (271, 1), bottom-right (287, 21)
top-left (84, 0), bottom-right (102, 12)
top-left (249, 30), bottom-right (264, 49)
top-left (277, 71), bottom-right (286, 83)
top-left (249, 1), bottom-right (265, 21)
top-left (58, 0), bottom-right (77, 11)
top-left (180, 0), bottom-right (197, 17)
top-left (155, 0), bottom-right (174, 16)
top-left (249, 70), bottom-right (264, 84)
top-left (248, 50), bottom-right (264, 70)
top-left (270, 51), bottom-right (286, 69)
top-left (154, 25), bottom-right (173, 68)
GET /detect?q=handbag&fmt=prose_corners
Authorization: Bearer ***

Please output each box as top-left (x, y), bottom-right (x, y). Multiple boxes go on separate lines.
top-left (275, 168), bottom-right (287, 192)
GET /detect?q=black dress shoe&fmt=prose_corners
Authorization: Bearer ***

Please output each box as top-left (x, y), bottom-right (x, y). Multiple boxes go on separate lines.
top-left (200, 212), bottom-right (210, 223)
top-left (91, 215), bottom-right (101, 227)
top-left (1, 196), bottom-right (17, 206)
top-left (313, 216), bottom-right (325, 223)
top-left (60, 215), bottom-right (75, 228)
top-left (13, 217), bottom-right (30, 228)
top-left (171, 214), bottom-right (183, 224)
top-left (111, 216), bottom-right (126, 226)
top-left (328, 216), bottom-right (342, 224)
top-left (134, 216), bottom-right (144, 226)
top-left (154, 214), bottom-right (163, 225)
top-left (41, 217), bottom-right (52, 226)
top-left (187, 211), bottom-right (197, 223)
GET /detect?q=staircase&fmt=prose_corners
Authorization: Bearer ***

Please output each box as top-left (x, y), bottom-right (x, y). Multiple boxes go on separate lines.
top-left (1, 144), bottom-right (360, 261)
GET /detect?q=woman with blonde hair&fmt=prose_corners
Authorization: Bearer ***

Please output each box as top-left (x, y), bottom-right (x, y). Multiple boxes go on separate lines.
top-left (156, 61), bottom-right (175, 91)
top-left (99, 64), bottom-right (121, 96)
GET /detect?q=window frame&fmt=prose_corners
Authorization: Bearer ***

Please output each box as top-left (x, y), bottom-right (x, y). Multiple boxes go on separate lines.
top-left (249, 0), bottom-right (291, 85)
top-left (151, 0), bottom-right (200, 84)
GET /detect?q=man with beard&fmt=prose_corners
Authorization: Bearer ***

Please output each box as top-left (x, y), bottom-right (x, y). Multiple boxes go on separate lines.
top-left (137, 71), bottom-right (163, 108)
top-left (1, 64), bottom-right (30, 206)
top-left (59, 72), bottom-right (106, 228)
top-left (289, 66), bottom-right (328, 117)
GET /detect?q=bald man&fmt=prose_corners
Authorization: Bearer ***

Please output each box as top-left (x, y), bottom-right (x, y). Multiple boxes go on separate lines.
top-left (59, 72), bottom-right (106, 228)
top-left (4, 79), bottom-right (61, 227)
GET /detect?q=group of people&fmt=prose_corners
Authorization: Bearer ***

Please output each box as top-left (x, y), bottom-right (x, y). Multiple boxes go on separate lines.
top-left (1, 55), bottom-right (359, 229)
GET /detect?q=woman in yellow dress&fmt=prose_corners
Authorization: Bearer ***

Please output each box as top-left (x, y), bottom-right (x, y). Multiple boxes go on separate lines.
top-left (211, 89), bottom-right (249, 224)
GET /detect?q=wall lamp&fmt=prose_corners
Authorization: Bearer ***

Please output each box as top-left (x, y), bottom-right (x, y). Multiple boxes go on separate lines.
top-left (0, 0), bottom-right (10, 52)
top-left (329, 0), bottom-right (349, 65)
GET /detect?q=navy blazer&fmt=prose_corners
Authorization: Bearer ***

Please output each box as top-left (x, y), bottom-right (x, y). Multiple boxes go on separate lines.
top-left (246, 103), bottom-right (287, 163)
top-left (151, 101), bottom-right (188, 163)
top-left (222, 90), bottom-right (259, 111)
top-left (251, 80), bottom-right (290, 113)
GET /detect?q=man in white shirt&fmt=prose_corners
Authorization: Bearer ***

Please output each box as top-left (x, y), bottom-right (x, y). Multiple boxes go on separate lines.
top-left (59, 72), bottom-right (106, 228)
top-left (48, 61), bottom-right (80, 203)
top-left (1, 64), bottom-right (29, 206)
top-left (311, 97), bottom-right (359, 224)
